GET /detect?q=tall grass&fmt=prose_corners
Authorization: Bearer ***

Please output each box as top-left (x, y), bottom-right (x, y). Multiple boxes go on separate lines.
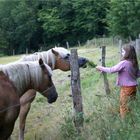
top-left (60, 93), bottom-right (140, 140)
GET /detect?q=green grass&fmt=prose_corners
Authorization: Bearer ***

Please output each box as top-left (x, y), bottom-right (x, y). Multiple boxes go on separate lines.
top-left (0, 55), bottom-right (21, 64)
top-left (1, 45), bottom-right (140, 140)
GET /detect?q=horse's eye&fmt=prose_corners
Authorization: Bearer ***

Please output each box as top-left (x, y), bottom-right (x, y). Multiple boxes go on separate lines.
top-left (65, 56), bottom-right (69, 59)
top-left (64, 54), bottom-right (70, 59)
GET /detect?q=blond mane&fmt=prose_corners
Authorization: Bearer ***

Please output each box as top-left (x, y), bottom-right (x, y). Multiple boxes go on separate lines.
top-left (0, 61), bottom-right (52, 96)
top-left (19, 47), bottom-right (70, 69)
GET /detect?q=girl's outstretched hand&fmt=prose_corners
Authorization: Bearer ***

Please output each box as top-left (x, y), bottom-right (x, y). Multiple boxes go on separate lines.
top-left (96, 66), bottom-right (103, 72)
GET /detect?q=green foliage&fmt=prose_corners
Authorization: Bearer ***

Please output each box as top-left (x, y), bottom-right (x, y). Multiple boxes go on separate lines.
top-left (38, 0), bottom-right (109, 45)
top-left (107, 0), bottom-right (140, 40)
top-left (0, 1), bottom-right (18, 54)
top-left (0, 0), bottom-right (110, 53)
top-left (86, 60), bottom-right (97, 68)
top-left (0, 0), bottom-right (43, 54)
top-left (72, 0), bottom-right (109, 36)
top-left (12, 0), bottom-right (43, 52)
top-left (0, 0), bottom-right (140, 54)
top-left (60, 116), bottom-right (79, 140)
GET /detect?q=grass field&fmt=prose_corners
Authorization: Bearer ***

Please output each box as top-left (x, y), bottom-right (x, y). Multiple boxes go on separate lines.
top-left (1, 45), bottom-right (140, 140)
top-left (0, 55), bottom-right (21, 64)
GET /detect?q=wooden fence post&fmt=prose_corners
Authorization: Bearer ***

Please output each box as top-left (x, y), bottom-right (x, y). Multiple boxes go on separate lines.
top-left (78, 40), bottom-right (81, 47)
top-left (119, 39), bottom-right (122, 59)
top-left (26, 48), bottom-right (28, 54)
top-left (70, 49), bottom-right (84, 132)
top-left (101, 46), bottom-right (110, 94)
top-left (66, 41), bottom-right (69, 49)
top-left (94, 38), bottom-right (97, 47)
top-left (12, 49), bottom-right (15, 55)
top-left (136, 38), bottom-right (140, 59)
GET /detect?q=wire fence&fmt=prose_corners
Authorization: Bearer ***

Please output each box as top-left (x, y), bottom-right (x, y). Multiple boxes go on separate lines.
top-left (1, 37), bottom-right (140, 139)
top-left (1, 41), bottom-right (137, 114)
top-left (0, 37), bottom-right (120, 56)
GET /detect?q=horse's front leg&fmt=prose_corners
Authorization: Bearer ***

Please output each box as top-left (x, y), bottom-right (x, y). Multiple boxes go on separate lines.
top-left (19, 89), bottom-right (36, 140)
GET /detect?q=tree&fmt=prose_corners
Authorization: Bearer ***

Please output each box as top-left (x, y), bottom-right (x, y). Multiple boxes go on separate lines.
top-left (0, 0), bottom-right (43, 54)
top-left (38, 0), bottom-right (74, 45)
top-left (39, 0), bottom-right (109, 46)
top-left (11, 0), bottom-right (43, 53)
top-left (0, 0), bottom-right (18, 54)
top-left (107, 0), bottom-right (140, 40)
top-left (72, 0), bottom-right (109, 40)
top-left (0, 0), bottom-right (110, 54)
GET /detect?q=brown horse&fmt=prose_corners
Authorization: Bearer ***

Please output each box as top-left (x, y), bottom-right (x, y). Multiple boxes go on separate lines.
top-left (0, 59), bottom-right (58, 140)
top-left (18, 47), bottom-right (87, 140)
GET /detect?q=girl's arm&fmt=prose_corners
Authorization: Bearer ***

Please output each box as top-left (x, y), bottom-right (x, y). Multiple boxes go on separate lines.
top-left (96, 61), bottom-right (125, 73)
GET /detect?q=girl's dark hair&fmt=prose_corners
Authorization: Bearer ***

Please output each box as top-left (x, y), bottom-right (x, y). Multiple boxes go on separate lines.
top-left (122, 43), bottom-right (139, 75)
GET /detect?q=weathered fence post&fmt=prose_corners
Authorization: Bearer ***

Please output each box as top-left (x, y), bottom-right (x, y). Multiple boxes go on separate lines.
top-left (66, 41), bottom-right (69, 49)
top-left (101, 46), bottom-right (110, 94)
top-left (70, 49), bottom-right (84, 132)
top-left (136, 38), bottom-right (140, 59)
top-left (94, 38), bottom-right (97, 47)
top-left (12, 49), bottom-right (15, 55)
top-left (78, 40), bottom-right (81, 47)
top-left (119, 39), bottom-right (122, 59)
top-left (112, 37), bottom-right (114, 47)
top-left (86, 40), bottom-right (90, 47)
top-left (26, 48), bottom-right (28, 54)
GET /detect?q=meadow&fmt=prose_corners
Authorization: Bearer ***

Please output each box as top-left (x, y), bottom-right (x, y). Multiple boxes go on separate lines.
top-left (1, 45), bottom-right (140, 140)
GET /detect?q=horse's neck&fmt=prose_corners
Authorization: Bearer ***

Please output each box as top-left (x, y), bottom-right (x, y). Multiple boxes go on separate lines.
top-left (1, 63), bottom-right (41, 97)
top-left (20, 51), bottom-right (56, 70)
top-left (35, 51), bottom-right (56, 70)
top-left (45, 51), bottom-right (56, 69)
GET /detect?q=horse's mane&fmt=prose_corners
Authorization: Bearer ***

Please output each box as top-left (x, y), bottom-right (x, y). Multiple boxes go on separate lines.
top-left (19, 47), bottom-right (70, 69)
top-left (0, 61), bottom-right (52, 96)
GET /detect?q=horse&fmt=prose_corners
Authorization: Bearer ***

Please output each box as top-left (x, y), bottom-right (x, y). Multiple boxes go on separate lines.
top-left (18, 47), bottom-right (88, 140)
top-left (0, 59), bottom-right (58, 140)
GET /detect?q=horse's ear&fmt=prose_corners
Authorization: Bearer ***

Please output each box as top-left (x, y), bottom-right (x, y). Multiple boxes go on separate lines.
top-left (39, 58), bottom-right (45, 69)
top-left (39, 58), bottom-right (51, 76)
top-left (0, 71), bottom-right (6, 77)
top-left (39, 58), bottom-right (43, 65)
top-left (51, 49), bottom-right (59, 56)
top-left (0, 71), bottom-right (9, 81)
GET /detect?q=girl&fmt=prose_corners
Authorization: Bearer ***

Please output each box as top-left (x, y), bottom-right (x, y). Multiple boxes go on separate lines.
top-left (96, 44), bottom-right (140, 118)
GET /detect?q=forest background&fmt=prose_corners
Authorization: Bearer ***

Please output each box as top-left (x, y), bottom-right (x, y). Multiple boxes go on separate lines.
top-left (0, 0), bottom-right (140, 55)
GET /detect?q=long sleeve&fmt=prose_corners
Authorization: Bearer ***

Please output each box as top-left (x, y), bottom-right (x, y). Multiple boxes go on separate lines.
top-left (98, 61), bottom-right (125, 73)
top-left (96, 60), bottom-right (139, 86)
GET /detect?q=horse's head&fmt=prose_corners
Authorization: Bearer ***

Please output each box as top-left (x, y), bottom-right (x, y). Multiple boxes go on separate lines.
top-left (38, 58), bottom-right (58, 103)
top-left (51, 47), bottom-right (88, 71)
top-left (51, 47), bottom-right (70, 71)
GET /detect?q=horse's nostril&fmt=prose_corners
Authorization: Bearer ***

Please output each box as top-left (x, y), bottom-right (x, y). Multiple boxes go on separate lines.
top-left (48, 93), bottom-right (58, 103)
top-left (82, 58), bottom-right (86, 62)
top-left (84, 58), bottom-right (88, 63)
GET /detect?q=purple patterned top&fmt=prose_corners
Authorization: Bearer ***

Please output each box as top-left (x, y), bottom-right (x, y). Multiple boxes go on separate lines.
top-left (98, 60), bottom-right (140, 86)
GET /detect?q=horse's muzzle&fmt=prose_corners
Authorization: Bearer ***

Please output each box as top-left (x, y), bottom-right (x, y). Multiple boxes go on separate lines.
top-left (48, 94), bottom-right (58, 103)
top-left (78, 57), bottom-right (88, 68)
top-left (47, 87), bottom-right (58, 103)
